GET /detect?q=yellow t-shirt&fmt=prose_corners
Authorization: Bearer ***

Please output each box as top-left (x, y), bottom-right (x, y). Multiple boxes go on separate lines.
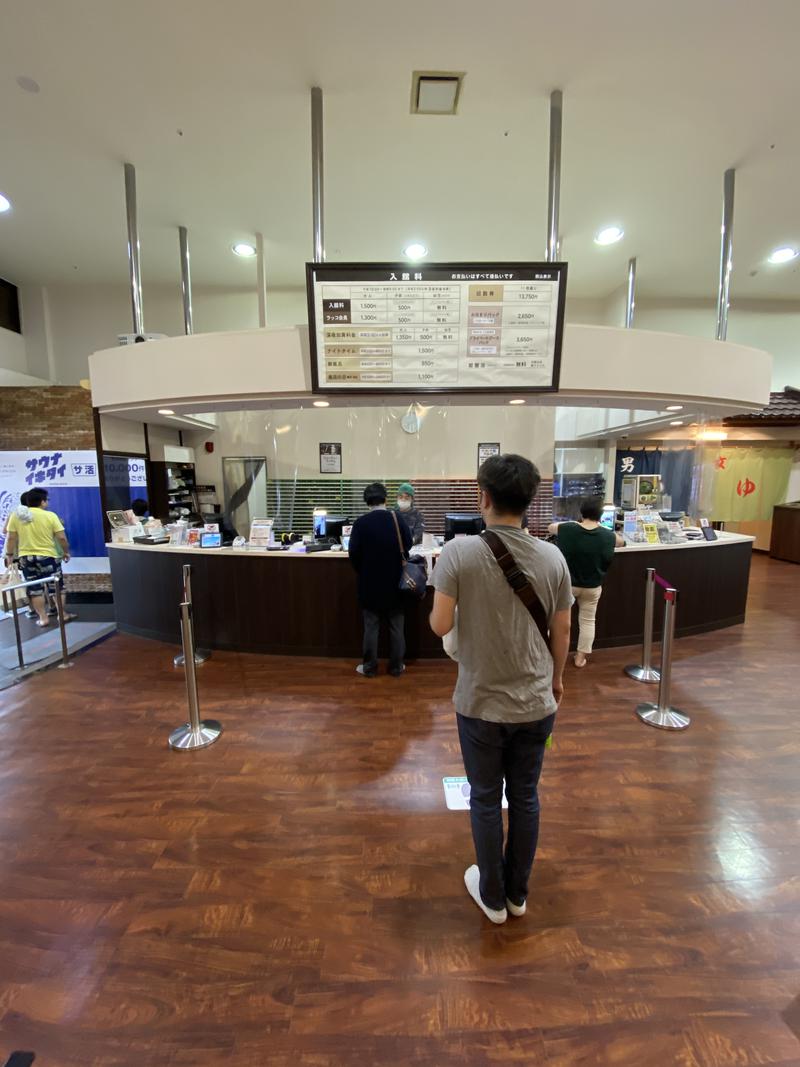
top-left (7, 508), bottom-right (64, 558)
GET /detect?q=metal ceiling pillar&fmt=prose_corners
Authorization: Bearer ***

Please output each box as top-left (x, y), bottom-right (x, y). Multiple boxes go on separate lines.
top-left (715, 168), bottom-right (735, 340)
top-left (546, 90), bottom-right (563, 263)
top-left (124, 163), bottom-right (144, 335)
top-left (178, 226), bottom-right (193, 335)
top-left (256, 232), bottom-right (267, 327)
top-left (625, 256), bottom-right (637, 327)
top-left (311, 87), bottom-right (325, 262)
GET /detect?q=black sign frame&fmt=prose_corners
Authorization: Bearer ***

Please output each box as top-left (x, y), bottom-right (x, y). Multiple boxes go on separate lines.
top-left (306, 261), bottom-right (568, 396)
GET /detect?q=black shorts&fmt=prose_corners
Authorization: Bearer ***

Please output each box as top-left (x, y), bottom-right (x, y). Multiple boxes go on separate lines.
top-left (19, 555), bottom-right (62, 596)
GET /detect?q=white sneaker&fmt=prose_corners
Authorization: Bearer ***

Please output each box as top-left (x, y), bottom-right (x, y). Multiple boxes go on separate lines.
top-left (506, 898), bottom-right (527, 917)
top-left (464, 865), bottom-right (507, 924)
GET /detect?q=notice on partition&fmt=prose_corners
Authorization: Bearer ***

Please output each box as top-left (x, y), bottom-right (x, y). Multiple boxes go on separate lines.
top-left (307, 263), bottom-right (567, 394)
top-left (319, 442), bottom-right (342, 474)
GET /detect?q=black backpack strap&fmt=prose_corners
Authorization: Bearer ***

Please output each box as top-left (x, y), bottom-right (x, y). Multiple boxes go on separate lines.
top-left (481, 529), bottom-right (551, 651)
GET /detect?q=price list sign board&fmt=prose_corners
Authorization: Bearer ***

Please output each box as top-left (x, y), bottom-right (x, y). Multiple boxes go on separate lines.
top-left (306, 262), bottom-right (567, 395)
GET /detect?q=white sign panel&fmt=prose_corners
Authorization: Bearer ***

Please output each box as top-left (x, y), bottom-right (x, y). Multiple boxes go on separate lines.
top-left (443, 776), bottom-right (509, 811)
top-left (308, 263), bottom-right (567, 395)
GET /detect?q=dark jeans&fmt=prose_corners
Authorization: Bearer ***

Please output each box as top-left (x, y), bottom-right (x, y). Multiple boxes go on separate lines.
top-left (362, 608), bottom-right (405, 674)
top-left (457, 712), bottom-right (556, 911)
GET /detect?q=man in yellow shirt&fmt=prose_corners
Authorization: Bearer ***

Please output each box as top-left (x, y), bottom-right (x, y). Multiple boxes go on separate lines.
top-left (3, 487), bottom-right (72, 627)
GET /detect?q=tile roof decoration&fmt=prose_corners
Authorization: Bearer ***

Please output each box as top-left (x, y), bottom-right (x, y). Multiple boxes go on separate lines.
top-left (724, 387), bottom-right (800, 426)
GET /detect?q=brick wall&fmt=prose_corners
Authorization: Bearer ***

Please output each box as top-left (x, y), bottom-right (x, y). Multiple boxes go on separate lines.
top-left (0, 387), bottom-right (95, 450)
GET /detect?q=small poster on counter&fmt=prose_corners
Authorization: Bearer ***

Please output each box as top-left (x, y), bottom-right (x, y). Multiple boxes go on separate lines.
top-left (319, 442), bottom-right (342, 474)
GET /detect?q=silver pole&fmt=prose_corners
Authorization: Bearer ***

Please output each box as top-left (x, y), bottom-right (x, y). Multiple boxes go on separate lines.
top-left (624, 568), bottom-right (661, 683)
top-left (636, 588), bottom-right (690, 729)
top-left (715, 168), bottom-right (735, 341)
top-left (173, 563), bottom-right (210, 667)
top-left (625, 256), bottom-right (637, 328)
top-left (53, 576), bottom-right (72, 670)
top-left (311, 86), bottom-right (325, 262)
top-left (545, 89), bottom-right (563, 263)
top-left (124, 162), bottom-right (144, 336)
top-left (256, 231), bottom-right (267, 327)
top-left (168, 601), bottom-right (222, 750)
top-left (178, 225), bottom-right (194, 335)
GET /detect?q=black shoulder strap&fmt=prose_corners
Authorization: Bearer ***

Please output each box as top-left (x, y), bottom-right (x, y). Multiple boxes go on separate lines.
top-left (481, 530), bottom-right (551, 651)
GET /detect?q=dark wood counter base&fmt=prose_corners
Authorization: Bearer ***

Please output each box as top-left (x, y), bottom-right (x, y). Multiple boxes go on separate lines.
top-left (109, 538), bottom-right (753, 657)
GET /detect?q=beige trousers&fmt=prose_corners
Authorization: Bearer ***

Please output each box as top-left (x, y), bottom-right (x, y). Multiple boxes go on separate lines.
top-left (572, 585), bottom-right (603, 654)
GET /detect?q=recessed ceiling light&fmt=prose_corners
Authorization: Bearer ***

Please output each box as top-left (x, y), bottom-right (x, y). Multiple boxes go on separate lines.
top-left (403, 242), bottom-right (428, 260)
top-left (0, 193), bottom-right (11, 214)
top-left (670, 420), bottom-right (684, 426)
top-left (232, 242), bottom-right (256, 257)
top-left (313, 400), bottom-right (330, 408)
top-left (768, 246), bottom-right (798, 264)
top-left (666, 404), bottom-right (684, 411)
top-left (594, 225), bottom-right (624, 246)
top-left (508, 398), bottom-right (526, 405)
top-left (158, 408), bottom-right (175, 416)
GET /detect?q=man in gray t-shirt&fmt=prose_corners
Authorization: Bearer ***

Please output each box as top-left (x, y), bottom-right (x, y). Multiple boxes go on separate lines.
top-left (431, 454), bottom-right (572, 926)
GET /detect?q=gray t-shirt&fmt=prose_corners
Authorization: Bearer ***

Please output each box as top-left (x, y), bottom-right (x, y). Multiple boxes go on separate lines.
top-left (432, 527), bottom-right (573, 724)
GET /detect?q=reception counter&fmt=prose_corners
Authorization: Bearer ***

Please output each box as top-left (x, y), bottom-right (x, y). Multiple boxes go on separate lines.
top-left (108, 531), bottom-right (754, 657)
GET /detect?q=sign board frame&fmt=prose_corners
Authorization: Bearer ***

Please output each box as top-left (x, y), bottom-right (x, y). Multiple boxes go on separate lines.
top-left (306, 261), bottom-right (568, 397)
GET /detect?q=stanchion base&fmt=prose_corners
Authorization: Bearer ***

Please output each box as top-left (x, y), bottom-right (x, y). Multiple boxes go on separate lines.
top-left (168, 719), bottom-right (223, 750)
top-left (57, 662), bottom-right (74, 670)
top-left (173, 649), bottom-right (211, 668)
top-left (624, 664), bottom-right (661, 683)
top-left (636, 703), bottom-right (690, 730)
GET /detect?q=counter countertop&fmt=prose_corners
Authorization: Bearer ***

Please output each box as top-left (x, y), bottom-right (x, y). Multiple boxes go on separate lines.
top-left (107, 530), bottom-right (754, 558)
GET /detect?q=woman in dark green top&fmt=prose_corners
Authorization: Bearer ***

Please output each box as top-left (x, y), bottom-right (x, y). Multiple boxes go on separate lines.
top-left (549, 500), bottom-right (623, 668)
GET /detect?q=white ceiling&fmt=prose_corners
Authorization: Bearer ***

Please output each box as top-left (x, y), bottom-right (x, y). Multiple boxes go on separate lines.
top-left (2, 0), bottom-right (800, 300)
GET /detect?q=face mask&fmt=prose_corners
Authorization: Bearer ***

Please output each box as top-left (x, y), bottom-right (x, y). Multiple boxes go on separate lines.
top-left (397, 499), bottom-right (412, 511)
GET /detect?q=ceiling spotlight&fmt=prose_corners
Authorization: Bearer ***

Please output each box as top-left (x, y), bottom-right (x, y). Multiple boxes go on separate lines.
top-left (158, 408), bottom-right (175, 416)
top-left (0, 193), bottom-right (11, 214)
top-left (508, 398), bottom-right (526, 405)
top-left (232, 242), bottom-right (256, 257)
top-left (666, 404), bottom-right (684, 411)
top-left (670, 420), bottom-right (684, 426)
top-left (313, 400), bottom-right (330, 408)
top-left (768, 246), bottom-right (798, 265)
top-left (403, 242), bottom-right (428, 260)
top-left (594, 225), bottom-right (624, 246)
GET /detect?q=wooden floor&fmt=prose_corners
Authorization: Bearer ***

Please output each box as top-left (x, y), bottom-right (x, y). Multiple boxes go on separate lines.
top-left (0, 553), bottom-right (799, 1066)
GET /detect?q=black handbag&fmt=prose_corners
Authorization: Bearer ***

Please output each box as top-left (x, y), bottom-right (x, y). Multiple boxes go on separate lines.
top-left (391, 512), bottom-right (428, 599)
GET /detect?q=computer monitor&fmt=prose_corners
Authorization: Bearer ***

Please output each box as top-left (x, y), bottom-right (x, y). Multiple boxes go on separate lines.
top-left (320, 515), bottom-right (349, 543)
top-left (600, 505), bottom-right (616, 530)
top-left (444, 513), bottom-right (485, 541)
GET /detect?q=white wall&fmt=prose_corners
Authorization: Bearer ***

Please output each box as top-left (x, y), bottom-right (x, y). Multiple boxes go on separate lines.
top-left (14, 278), bottom-right (800, 394)
top-left (19, 283), bottom-right (309, 386)
top-left (189, 405), bottom-right (556, 491)
top-left (0, 325), bottom-right (27, 375)
top-left (630, 299), bottom-right (800, 391)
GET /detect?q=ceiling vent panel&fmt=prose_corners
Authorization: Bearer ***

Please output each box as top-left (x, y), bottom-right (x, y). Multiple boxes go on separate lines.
top-left (410, 71), bottom-right (464, 115)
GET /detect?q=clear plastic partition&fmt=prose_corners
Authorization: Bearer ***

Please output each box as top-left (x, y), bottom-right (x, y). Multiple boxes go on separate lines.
top-left (197, 401), bottom-right (558, 541)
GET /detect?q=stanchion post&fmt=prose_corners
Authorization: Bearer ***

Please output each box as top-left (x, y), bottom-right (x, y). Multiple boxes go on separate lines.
top-left (53, 575), bottom-right (73, 670)
top-left (5, 586), bottom-right (25, 670)
top-left (624, 568), bottom-right (661, 683)
top-left (168, 600), bottom-right (222, 750)
top-left (173, 563), bottom-right (211, 667)
top-left (636, 588), bottom-right (690, 730)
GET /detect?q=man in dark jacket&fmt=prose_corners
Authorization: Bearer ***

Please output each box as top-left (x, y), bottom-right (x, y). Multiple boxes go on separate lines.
top-left (348, 481), bottom-right (412, 677)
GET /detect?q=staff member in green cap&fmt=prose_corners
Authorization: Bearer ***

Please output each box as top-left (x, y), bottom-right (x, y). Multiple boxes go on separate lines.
top-left (395, 482), bottom-right (425, 545)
